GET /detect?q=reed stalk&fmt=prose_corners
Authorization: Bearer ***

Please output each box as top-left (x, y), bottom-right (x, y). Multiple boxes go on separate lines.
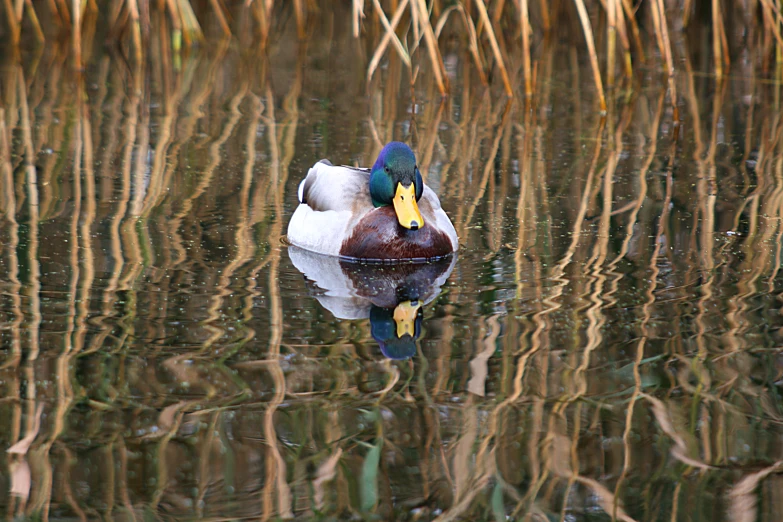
top-left (621, 0), bottom-right (644, 61)
top-left (128, 0), bottom-right (143, 62)
top-left (654, 0), bottom-right (678, 122)
top-left (473, 0), bottom-right (512, 96)
top-left (538, 0), bottom-right (550, 31)
top-left (72, 0), bottom-right (81, 67)
top-left (178, 0), bottom-right (204, 44)
top-left (606, 0), bottom-right (616, 88)
top-left (520, 0), bottom-right (532, 97)
top-left (294, 0), bottom-right (305, 38)
top-left (759, 0), bottom-right (783, 49)
top-left (713, 0), bottom-right (723, 77)
top-left (369, 0), bottom-right (411, 76)
top-left (209, 0), bottom-right (231, 36)
top-left (4, 0), bottom-right (20, 44)
top-left (353, 0), bottom-right (363, 38)
top-left (413, 0), bottom-right (448, 95)
top-left (409, 0), bottom-right (420, 48)
top-left (165, 0), bottom-right (182, 52)
top-left (434, 4), bottom-right (487, 85)
top-left (778, 0), bottom-right (783, 80)
top-left (58, 0), bottom-right (71, 24)
top-left (614, 0), bottom-right (631, 77)
top-left (719, 0), bottom-right (730, 68)
top-left (573, 0), bottom-right (606, 112)
top-left (683, 0), bottom-right (693, 27)
top-left (24, 0), bottom-right (45, 44)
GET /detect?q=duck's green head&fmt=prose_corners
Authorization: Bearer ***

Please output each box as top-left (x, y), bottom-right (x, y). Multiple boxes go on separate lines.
top-left (369, 142), bottom-right (424, 230)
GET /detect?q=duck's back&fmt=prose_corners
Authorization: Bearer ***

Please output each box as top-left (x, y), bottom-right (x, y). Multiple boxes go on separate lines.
top-left (287, 161), bottom-right (374, 257)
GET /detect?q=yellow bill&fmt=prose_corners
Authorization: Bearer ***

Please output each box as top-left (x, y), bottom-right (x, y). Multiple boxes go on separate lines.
top-left (393, 300), bottom-right (421, 338)
top-left (393, 183), bottom-right (424, 230)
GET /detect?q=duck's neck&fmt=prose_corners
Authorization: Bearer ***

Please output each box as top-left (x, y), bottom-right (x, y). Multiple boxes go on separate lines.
top-left (369, 169), bottom-right (393, 208)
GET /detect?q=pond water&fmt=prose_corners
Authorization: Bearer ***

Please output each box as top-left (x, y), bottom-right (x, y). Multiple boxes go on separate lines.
top-left (2, 9), bottom-right (783, 522)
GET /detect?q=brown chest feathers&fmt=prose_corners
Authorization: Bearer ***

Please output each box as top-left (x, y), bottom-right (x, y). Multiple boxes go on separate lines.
top-left (340, 206), bottom-right (453, 261)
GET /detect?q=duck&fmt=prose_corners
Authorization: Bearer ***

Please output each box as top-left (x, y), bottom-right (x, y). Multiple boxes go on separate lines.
top-left (287, 142), bottom-right (458, 261)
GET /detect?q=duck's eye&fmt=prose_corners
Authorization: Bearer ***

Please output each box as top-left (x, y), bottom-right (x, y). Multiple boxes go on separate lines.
top-left (384, 166), bottom-right (390, 173)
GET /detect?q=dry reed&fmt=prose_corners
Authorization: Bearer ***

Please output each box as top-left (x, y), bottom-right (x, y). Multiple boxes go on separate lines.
top-left (3, 0), bottom-right (780, 114)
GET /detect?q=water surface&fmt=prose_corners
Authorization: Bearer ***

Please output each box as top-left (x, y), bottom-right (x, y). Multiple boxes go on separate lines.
top-left (2, 13), bottom-right (783, 522)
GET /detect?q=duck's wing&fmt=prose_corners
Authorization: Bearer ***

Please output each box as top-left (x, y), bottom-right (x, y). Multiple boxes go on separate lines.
top-left (298, 160), bottom-right (372, 212)
top-left (420, 185), bottom-right (460, 251)
top-left (288, 161), bottom-right (373, 257)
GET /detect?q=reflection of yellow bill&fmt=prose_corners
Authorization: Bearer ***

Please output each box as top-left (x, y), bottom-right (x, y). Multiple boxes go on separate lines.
top-left (393, 183), bottom-right (424, 230)
top-left (393, 300), bottom-right (421, 338)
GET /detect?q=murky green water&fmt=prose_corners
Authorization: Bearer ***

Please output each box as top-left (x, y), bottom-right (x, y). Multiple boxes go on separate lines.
top-left (3, 10), bottom-right (783, 522)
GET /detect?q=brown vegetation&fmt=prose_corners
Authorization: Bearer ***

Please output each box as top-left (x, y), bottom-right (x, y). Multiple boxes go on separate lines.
top-left (2, 0), bottom-right (782, 113)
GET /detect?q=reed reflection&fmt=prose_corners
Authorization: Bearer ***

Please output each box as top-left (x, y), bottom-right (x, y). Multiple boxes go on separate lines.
top-left (6, 7), bottom-right (783, 521)
top-left (289, 246), bottom-right (455, 359)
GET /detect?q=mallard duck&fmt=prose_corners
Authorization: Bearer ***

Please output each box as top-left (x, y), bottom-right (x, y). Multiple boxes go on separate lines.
top-left (287, 142), bottom-right (458, 260)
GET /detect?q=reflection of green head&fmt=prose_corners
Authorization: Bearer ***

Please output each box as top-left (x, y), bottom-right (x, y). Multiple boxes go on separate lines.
top-left (370, 301), bottom-right (422, 360)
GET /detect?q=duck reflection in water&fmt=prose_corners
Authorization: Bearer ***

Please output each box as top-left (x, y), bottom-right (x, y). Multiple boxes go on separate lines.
top-left (288, 246), bottom-right (456, 360)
